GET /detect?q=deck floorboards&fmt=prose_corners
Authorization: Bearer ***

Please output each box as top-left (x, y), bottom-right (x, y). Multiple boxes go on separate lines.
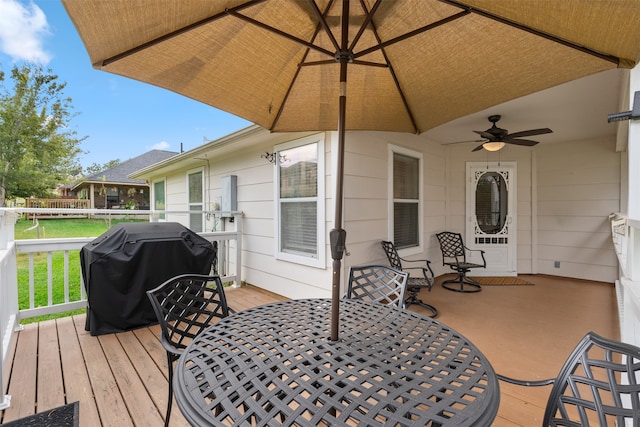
top-left (1, 276), bottom-right (618, 426)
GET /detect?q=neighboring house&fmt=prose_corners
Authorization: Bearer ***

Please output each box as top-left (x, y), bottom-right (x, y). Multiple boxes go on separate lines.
top-left (55, 184), bottom-right (76, 198)
top-left (130, 67), bottom-right (639, 310)
top-left (73, 150), bottom-right (178, 210)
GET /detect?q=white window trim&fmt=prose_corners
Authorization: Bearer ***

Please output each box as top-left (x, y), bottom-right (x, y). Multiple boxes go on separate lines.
top-left (152, 178), bottom-right (167, 221)
top-left (187, 167), bottom-right (205, 232)
top-left (387, 144), bottom-right (424, 256)
top-left (274, 134), bottom-right (326, 268)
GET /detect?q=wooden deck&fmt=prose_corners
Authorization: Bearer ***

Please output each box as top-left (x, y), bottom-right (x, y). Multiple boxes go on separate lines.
top-left (1, 275), bottom-right (618, 426)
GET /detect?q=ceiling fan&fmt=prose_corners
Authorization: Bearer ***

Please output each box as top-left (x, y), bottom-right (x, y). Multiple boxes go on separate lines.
top-left (449, 115), bottom-right (553, 152)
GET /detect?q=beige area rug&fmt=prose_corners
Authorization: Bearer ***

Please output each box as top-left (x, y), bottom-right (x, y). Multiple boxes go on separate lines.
top-left (469, 276), bottom-right (534, 286)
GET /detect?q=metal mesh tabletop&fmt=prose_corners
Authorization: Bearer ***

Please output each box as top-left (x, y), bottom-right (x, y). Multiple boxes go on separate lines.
top-left (174, 299), bottom-right (499, 426)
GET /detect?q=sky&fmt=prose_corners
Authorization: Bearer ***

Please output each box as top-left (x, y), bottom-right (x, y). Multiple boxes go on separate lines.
top-left (0, 0), bottom-right (251, 169)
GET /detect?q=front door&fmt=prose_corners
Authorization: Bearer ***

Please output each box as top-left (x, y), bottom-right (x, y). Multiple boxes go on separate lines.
top-left (466, 162), bottom-right (517, 276)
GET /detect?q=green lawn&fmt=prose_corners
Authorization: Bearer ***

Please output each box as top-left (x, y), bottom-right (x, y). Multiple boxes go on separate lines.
top-left (15, 218), bottom-right (146, 324)
top-left (15, 217), bottom-right (145, 239)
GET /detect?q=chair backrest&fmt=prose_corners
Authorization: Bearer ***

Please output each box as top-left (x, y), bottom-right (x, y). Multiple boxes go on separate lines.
top-left (436, 232), bottom-right (466, 261)
top-left (346, 265), bottom-right (409, 308)
top-left (381, 241), bottom-right (403, 270)
top-left (543, 332), bottom-right (640, 425)
top-left (146, 274), bottom-right (230, 352)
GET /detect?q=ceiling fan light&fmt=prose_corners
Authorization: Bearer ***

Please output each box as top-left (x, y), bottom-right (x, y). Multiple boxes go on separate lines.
top-left (482, 141), bottom-right (506, 152)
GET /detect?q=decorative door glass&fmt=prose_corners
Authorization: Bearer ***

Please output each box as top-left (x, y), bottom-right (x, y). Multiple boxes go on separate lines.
top-left (475, 172), bottom-right (508, 235)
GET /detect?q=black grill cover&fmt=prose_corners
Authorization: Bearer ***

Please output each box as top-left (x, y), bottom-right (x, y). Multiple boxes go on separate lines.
top-left (80, 222), bottom-right (216, 335)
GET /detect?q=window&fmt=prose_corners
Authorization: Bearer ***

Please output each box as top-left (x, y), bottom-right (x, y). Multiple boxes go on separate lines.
top-left (389, 146), bottom-right (422, 250)
top-left (106, 187), bottom-right (119, 206)
top-left (188, 170), bottom-right (204, 232)
top-left (275, 136), bottom-right (325, 267)
top-left (475, 171), bottom-right (508, 235)
top-left (153, 180), bottom-right (166, 220)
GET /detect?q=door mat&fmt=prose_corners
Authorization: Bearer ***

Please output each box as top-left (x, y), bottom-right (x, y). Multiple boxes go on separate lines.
top-left (2, 401), bottom-right (79, 427)
top-left (469, 276), bottom-right (534, 286)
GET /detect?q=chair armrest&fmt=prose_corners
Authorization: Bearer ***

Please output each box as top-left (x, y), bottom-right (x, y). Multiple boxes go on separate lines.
top-left (399, 257), bottom-right (435, 281)
top-left (497, 373), bottom-right (555, 387)
top-left (463, 246), bottom-right (487, 267)
top-left (161, 335), bottom-right (184, 357)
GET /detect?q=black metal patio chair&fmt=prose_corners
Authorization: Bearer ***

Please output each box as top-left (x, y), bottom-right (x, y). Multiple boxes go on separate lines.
top-left (381, 241), bottom-right (438, 317)
top-left (345, 265), bottom-right (409, 308)
top-left (146, 274), bottom-right (231, 427)
top-left (436, 231), bottom-right (486, 293)
top-left (497, 331), bottom-right (640, 425)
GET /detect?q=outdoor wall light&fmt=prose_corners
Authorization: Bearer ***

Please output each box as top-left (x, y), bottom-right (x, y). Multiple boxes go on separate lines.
top-left (261, 152), bottom-right (287, 164)
top-left (482, 141), bottom-right (506, 152)
top-left (261, 152), bottom-right (278, 164)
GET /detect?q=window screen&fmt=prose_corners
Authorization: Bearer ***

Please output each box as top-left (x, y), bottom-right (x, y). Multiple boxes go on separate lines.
top-left (393, 152), bottom-right (420, 249)
top-left (278, 143), bottom-right (318, 257)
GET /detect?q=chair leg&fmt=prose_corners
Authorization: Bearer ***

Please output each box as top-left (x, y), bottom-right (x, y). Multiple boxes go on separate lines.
top-left (441, 270), bottom-right (482, 293)
top-left (404, 287), bottom-right (438, 318)
top-left (165, 353), bottom-right (174, 427)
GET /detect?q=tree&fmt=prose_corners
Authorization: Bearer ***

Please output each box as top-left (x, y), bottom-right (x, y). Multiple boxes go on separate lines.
top-left (84, 159), bottom-right (121, 176)
top-left (0, 63), bottom-right (84, 206)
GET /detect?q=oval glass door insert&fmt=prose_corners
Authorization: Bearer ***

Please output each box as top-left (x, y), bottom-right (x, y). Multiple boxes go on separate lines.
top-left (475, 171), bottom-right (508, 235)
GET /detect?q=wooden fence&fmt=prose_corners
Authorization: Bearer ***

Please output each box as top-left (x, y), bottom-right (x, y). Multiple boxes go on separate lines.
top-left (24, 199), bottom-right (91, 219)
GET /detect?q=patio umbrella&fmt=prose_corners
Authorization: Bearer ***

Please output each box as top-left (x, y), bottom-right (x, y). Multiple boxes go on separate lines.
top-left (62, 0), bottom-right (640, 340)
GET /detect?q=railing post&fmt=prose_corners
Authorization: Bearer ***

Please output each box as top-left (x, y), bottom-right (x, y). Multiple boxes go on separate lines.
top-left (0, 210), bottom-right (19, 410)
top-left (234, 212), bottom-right (243, 288)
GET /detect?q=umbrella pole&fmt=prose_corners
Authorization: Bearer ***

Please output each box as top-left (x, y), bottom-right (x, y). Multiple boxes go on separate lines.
top-left (330, 0), bottom-right (350, 342)
top-left (330, 87), bottom-right (346, 341)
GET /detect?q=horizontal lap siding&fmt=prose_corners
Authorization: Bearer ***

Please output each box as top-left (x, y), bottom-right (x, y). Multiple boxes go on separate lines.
top-left (342, 132), bottom-right (446, 271)
top-left (537, 138), bottom-right (620, 282)
top-left (210, 135), bottom-right (333, 298)
top-left (343, 134), bottom-right (390, 266)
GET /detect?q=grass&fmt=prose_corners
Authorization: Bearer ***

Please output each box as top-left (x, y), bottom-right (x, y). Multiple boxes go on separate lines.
top-left (15, 217), bottom-right (146, 324)
top-left (15, 217), bottom-right (145, 239)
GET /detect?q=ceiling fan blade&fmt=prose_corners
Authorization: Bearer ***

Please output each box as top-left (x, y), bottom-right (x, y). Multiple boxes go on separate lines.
top-left (442, 138), bottom-right (486, 145)
top-left (505, 128), bottom-right (552, 139)
top-left (473, 130), bottom-right (495, 139)
top-left (472, 144), bottom-right (485, 152)
top-left (507, 139), bottom-right (539, 147)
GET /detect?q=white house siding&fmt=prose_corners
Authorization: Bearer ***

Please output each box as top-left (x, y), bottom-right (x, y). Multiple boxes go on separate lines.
top-left (536, 137), bottom-right (620, 282)
top-left (164, 172), bottom-right (189, 224)
top-left (441, 136), bottom-right (619, 283)
top-left (516, 155), bottom-right (533, 274)
top-left (341, 131), bottom-right (446, 277)
top-left (138, 126), bottom-right (619, 301)
top-left (342, 132), bottom-right (389, 266)
top-left (204, 132), bottom-right (333, 299)
top-left (442, 143), bottom-right (534, 275)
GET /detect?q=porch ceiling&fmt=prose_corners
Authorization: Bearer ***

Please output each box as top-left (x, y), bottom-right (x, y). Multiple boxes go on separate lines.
top-left (423, 68), bottom-right (626, 149)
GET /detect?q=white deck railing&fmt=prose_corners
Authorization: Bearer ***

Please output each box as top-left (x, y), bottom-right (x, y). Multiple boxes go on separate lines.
top-left (0, 210), bottom-right (19, 409)
top-left (0, 208), bottom-right (243, 409)
top-left (610, 213), bottom-right (640, 349)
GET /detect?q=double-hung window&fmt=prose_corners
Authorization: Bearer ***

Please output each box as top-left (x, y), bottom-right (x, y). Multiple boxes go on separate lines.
top-left (389, 145), bottom-right (422, 250)
top-left (275, 136), bottom-right (325, 267)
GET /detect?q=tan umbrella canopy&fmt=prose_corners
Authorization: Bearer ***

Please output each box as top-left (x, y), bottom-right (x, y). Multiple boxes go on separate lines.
top-left (62, 0), bottom-right (640, 340)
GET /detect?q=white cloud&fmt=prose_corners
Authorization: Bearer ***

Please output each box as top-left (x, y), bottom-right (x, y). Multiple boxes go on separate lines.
top-left (150, 141), bottom-right (171, 150)
top-left (0, 0), bottom-right (51, 64)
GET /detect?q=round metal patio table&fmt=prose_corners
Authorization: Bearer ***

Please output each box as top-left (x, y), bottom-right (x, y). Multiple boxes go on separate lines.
top-left (173, 298), bottom-right (500, 426)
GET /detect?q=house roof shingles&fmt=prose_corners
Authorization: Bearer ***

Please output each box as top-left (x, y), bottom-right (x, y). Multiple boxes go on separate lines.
top-left (72, 150), bottom-right (178, 190)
